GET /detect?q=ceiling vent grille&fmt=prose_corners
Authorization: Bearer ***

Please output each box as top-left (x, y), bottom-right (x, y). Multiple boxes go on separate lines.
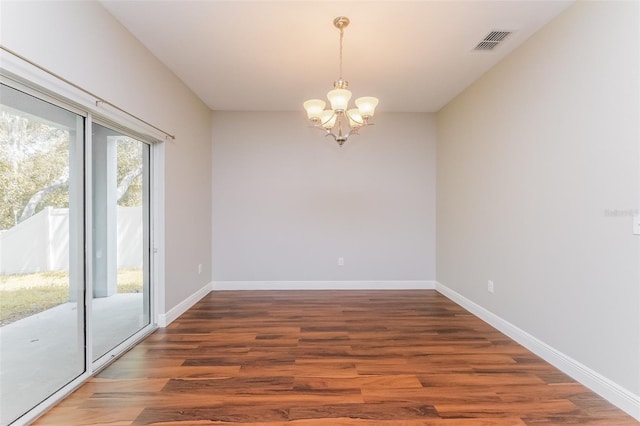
top-left (474, 30), bottom-right (512, 51)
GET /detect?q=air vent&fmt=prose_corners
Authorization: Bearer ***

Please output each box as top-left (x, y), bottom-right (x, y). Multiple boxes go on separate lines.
top-left (475, 41), bottom-right (499, 50)
top-left (484, 31), bottom-right (511, 42)
top-left (474, 30), bottom-right (512, 51)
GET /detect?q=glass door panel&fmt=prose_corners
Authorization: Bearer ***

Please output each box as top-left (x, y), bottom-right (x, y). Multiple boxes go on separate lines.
top-left (0, 84), bottom-right (85, 425)
top-left (91, 123), bottom-right (150, 362)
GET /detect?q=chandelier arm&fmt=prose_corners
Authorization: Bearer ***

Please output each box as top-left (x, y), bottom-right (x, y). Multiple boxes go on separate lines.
top-left (324, 131), bottom-right (338, 141)
top-left (319, 110), bottom-right (337, 128)
top-left (344, 109), bottom-right (365, 127)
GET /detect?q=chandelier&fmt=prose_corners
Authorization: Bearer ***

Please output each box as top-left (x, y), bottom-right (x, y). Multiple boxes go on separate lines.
top-left (303, 17), bottom-right (379, 146)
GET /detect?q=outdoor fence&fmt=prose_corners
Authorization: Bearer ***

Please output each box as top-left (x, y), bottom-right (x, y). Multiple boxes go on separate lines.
top-left (0, 206), bottom-right (142, 275)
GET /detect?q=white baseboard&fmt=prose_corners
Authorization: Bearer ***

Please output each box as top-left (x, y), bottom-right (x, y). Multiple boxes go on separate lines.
top-left (435, 281), bottom-right (640, 421)
top-left (212, 280), bottom-right (436, 291)
top-left (157, 281), bottom-right (213, 327)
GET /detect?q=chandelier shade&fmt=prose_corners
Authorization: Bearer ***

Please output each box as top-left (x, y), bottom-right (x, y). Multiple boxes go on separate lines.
top-left (303, 99), bottom-right (326, 121)
top-left (327, 88), bottom-right (352, 112)
top-left (347, 108), bottom-right (363, 128)
top-left (321, 110), bottom-right (337, 129)
top-left (355, 97), bottom-right (379, 118)
top-left (303, 17), bottom-right (379, 146)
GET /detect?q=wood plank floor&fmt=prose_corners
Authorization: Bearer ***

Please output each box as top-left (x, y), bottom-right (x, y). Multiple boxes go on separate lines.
top-left (36, 290), bottom-right (637, 425)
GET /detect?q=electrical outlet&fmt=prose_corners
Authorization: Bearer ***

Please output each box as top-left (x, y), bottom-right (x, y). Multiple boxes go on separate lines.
top-left (338, 257), bottom-right (344, 266)
top-left (487, 280), bottom-right (494, 293)
top-left (198, 264), bottom-right (202, 274)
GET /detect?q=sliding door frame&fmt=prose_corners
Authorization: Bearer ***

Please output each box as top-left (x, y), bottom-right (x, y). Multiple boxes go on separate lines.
top-left (87, 116), bottom-right (157, 371)
top-left (0, 73), bottom-right (162, 425)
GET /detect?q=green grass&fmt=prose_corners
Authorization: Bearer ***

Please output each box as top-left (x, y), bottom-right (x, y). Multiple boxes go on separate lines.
top-left (0, 270), bottom-right (143, 326)
top-left (0, 284), bottom-right (69, 326)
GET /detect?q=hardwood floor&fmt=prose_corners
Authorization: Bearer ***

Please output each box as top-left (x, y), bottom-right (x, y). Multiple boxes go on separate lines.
top-left (36, 290), bottom-right (636, 425)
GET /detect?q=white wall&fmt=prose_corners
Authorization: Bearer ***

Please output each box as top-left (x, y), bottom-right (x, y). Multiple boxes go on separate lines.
top-left (212, 111), bottom-right (436, 284)
top-left (0, 1), bottom-right (213, 313)
top-left (437, 0), bottom-right (639, 400)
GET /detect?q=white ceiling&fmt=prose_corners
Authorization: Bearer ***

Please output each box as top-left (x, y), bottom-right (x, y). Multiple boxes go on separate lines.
top-left (100, 1), bottom-right (573, 113)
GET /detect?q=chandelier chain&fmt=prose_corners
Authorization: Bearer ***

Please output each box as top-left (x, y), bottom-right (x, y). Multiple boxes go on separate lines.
top-left (339, 26), bottom-right (344, 80)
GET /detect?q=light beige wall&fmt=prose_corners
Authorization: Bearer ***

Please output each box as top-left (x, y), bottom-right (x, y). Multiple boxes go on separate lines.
top-left (437, 1), bottom-right (639, 394)
top-left (212, 111), bottom-right (436, 283)
top-left (0, 1), bottom-right (213, 313)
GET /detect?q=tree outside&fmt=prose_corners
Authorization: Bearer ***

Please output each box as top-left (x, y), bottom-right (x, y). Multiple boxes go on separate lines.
top-left (0, 108), bottom-right (69, 229)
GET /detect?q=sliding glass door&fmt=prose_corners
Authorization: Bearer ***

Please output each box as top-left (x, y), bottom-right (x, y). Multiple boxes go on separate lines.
top-left (0, 82), bottom-right (155, 425)
top-left (0, 84), bottom-right (85, 425)
top-left (91, 123), bottom-right (150, 362)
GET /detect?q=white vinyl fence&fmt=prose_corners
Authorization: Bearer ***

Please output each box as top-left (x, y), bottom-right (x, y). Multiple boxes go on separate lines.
top-left (0, 206), bottom-right (142, 275)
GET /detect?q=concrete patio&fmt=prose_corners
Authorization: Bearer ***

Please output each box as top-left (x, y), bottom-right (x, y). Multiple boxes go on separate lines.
top-left (0, 293), bottom-right (146, 425)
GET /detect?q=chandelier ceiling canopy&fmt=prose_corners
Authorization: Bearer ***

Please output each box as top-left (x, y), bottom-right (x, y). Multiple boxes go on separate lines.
top-left (303, 17), bottom-right (379, 146)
